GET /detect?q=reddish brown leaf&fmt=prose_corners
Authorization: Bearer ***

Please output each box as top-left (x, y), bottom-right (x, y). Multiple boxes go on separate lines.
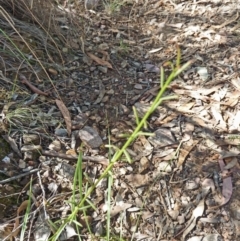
top-left (9, 200), bottom-right (29, 239)
top-left (87, 52), bottom-right (112, 69)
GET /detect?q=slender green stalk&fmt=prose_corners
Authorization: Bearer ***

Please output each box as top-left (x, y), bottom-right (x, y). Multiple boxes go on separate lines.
top-left (50, 55), bottom-right (193, 241)
top-left (20, 177), bottom-right (32, 241)
top-left (106, 171), bottom-right (113, 240)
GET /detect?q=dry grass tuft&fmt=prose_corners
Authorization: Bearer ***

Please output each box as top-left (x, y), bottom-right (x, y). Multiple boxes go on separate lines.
top-left (1, 0), bottom-right (56, 28)
top-left (0, 0), bottom-right (83, 74)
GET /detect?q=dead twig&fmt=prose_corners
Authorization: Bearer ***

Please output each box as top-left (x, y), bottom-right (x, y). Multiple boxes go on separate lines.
top-left (0, 168), bottom-right (39, 184)
top-left (212, 12), bottom-right (239, 29)
top-left (41, 150), bottom-right (109, 166)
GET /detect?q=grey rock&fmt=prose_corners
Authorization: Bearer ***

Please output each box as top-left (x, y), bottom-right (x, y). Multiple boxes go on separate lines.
top-left (98, 66), bottom-right (108, 73)
top-left (79, 126), bottom-right (103, 148)
top-left (55, 128), bottom-right (68, 137)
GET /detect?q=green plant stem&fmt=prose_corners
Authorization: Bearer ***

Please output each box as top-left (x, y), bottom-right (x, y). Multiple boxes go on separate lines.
top-left (75, 60), bottom-right (192, 215)
top-left (50, 59), bottom-right (193, 241)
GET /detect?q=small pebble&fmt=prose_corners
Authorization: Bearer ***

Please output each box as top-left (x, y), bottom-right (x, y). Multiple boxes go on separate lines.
top-left (99, 43), bottom-right (109, 50)
top-left (98, 66), bottom-right (108, 73)
top-left (121, 60), bottom-right (128, 68)
top-left (19, 159), bottom-right (26, 169)
top-left (90, 66), bottom-right (97, 71)
top-left (62, 47), bottom-right (68, 53)
top-left (158, 161), bottom-right (172, 172)
top-left (82, 55), bottom-right (92, 65)
top-left (134, 84), bottom-right (143, 90)
top-left (2, 156), bottom-right (10, 163)
top-left (55, 128), bottom-right (68, 137)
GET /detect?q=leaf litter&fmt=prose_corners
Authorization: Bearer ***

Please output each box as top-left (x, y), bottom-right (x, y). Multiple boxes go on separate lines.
top-left (0, 0), bottom-right (240, 240)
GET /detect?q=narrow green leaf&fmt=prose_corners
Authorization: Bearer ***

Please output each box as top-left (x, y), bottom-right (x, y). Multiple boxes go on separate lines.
top-left (123, 149), bottom-right (133, 163)
top-left (133, 106), bottom-right (140, 125)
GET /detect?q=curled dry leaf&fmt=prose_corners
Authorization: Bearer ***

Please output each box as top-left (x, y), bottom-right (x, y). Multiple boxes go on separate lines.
top-left (94, 80), bottom-right (105, 104)
top-left (125, 174), bottom-right (149, 187)
top-left (224, 157), bottom-right (238, 170)
top-left (55, 99), bottom-right (72, 136)
top-left (9, 200), bottom-right (29, 239)
top-left (211, 104), bottom-right (226, 130)
top-left (177, 140), bottom-right (199, 168)
top-left (97, 49), bottom-right (110, 60)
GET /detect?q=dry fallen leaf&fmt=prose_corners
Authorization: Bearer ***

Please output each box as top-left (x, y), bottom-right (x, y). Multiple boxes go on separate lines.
top-left (177, 140), bottom-right (199, 168)
top-left (177, 102), bottom-right (195, 113)
top-left (211, 103), bottom-right (226, 130)
top-left (94, 80), bottom-right (105, 104)
top-left (139, 156), bottom-right (150, 173)
top-left (9, 200), bottom-right (29, 239)
top-left (224, 157), bottom-right (238, 170)
top-left (220, 150), bottom-right (240, 158)
top-left (229, 110), bottom-right (240, 131)
top-left (125, 174), bottom-right (149, 187)
top-left (191, 117), bottom-right (208, 127)
top-left (173, 89), bottom-right (209, 102)
top-left (66, 149), bottom-right (77, 156)
top-left (211, 85), bottom-right (228, 101)
top-left (97, 49), bottom-right (110, 61)
top-left (110, 203), bottom-right (132, 217)
top-left (87, 52), bottom-right (112, 69)
top-left (0, 223), bottom-right (13, 241)
top-left (56, 99), bottom-right (72, 136)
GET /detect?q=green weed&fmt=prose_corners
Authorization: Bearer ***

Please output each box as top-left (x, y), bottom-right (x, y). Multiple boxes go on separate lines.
top-left (104, 0), bottom-right (124, 15)
top-left (18, 48), bottom-right (192, 240)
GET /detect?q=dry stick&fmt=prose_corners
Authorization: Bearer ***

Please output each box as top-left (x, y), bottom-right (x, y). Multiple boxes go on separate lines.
top-left (0, 153), bottom-right (108, 185)
top-left (0, 152), bottom-right (109, 184)
top-left (41, 150), bottom-right (109, 166)
top-left (37, 171), bottom-right (48, 219)
top-left (0, 168), bottom-right (39, 184)
top-left (212, 11), bottom-right (239, 29)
